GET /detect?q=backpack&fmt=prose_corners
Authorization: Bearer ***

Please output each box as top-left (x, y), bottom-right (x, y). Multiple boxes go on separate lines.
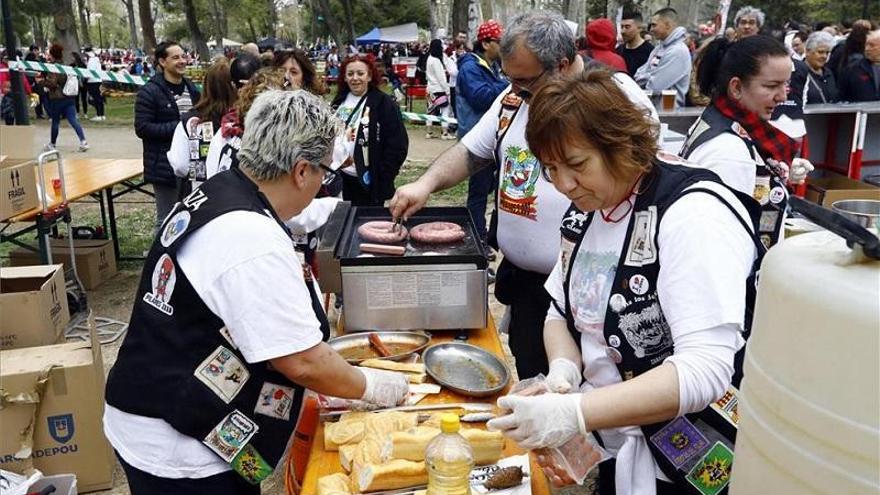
top-left (62, 75), bottom-right (80, 96)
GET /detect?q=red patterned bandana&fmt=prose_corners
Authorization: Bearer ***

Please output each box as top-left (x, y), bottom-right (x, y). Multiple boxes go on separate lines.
top-left (220, 108), bottom-right (243, 139)
top-left (477, 20), bottom-right (503, 42)
top-left (713, 94), bottom-right (800, 164)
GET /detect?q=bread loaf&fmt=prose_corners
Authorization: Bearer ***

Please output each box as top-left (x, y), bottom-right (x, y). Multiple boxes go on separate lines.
top-left (324, 420), bottom-right (366, 451)
top-left (354, 459), bottom-right (428, 492)
top-left (339, 443), bottom-right (358, 472)
top-left (386, 426), bottom-right (504, 465)
top-left (317, 473), bottom-right (352, 495)
top-left (360, 359), bottom-right (426, 374)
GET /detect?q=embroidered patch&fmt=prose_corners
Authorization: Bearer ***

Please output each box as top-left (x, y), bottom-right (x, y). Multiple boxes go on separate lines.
top-left (142, 254), bottom-right (176, 315)
top-left (650, 416), bottom-right (711, 468)
top-left (753, 176), bottom-right (771, 206)
top-left (232, 444), bottom-right (273, 484)
top-left (628, 275), bottom-right (650, 296)
top-left (731, 122), bottom-right (751, 140)
top-left (182, 188), bottom-right (209, 211)
top-left (559, 237), bottom-right (576, 281)
top-left (561, 206), bottom-right (589, 239)
top-left (499, 145), bottom-right (540, 221)
top-left (618, 301), bottom-right (673, 358)
top-left (218, 326), bottom-right (237, 349)
top-left (254, 382), bottom-right (294, 420)
top-left (203, 410), bottom-right (259, 462)
top-left (624, 207), bottom-right (658, 267)
top-left (199, 121), bottom-right (214, 141)
top-left (609, 294), bottom-right (628, 313)
top-left (195, 346), bottom-right (250, 403)
top-left (686, 441), bottom-right (734, 495)
top-left (710, 387), bottom-right (741, 428)
top-left (769, 186), bottom-right (786, 205)
top-left (607, 334), bottom-right (621, 347)
top-left (759, 210), bottom-right (780, 233)
top-left (160, 210), bottom-right (191, 247)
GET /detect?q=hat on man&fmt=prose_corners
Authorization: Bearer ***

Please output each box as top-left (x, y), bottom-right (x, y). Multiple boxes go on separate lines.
top-left (477, 20), bottom-right (503, 42)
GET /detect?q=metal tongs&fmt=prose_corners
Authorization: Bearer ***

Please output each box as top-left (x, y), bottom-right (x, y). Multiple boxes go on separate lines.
top-left (391, 217), bottom-right (405, 234)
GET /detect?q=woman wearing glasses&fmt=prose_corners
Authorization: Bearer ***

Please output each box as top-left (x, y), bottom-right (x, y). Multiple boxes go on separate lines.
top-left (486, 70), bottom-right (760, 495)
top-left (330, 54), bottom-right (409, 207)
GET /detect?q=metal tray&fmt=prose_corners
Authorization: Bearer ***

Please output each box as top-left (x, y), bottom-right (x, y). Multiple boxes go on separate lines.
top-left (336, 206), bottom-right (488, 268)
top-left (423, 342), bottom-right (510, 397)
top-left (327, 331), bottom-right (431, 364)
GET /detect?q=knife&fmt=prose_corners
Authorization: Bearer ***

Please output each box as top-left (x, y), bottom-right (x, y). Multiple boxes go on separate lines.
top-left (319, 402), bottom-right (494, 421)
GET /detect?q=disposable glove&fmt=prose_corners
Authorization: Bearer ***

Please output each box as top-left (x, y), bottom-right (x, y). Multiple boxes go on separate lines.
top-left (487, 393), bottom-right (586, 449)
top-left (359, 367), bottom-right (408, 408)
top-left (545, 358), bottom-right (582, 393)
top-left (789, 158), bottom-right (814, 185)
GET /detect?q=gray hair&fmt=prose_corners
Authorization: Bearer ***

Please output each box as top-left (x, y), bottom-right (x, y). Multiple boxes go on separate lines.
top-left (238, 89), bottom-right (340, 182)
top-left (500, 10), bottom-right (577, 72)
top-left (805, 31), bottom-right (835, 52)
top-left (734, 6), bottom-right (765, 28)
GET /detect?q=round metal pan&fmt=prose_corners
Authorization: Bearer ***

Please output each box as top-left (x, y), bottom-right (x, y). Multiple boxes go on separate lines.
top-left (423, 342), bottom-right (510, 397)
top-left (328, 331), bottom-right (431, 364)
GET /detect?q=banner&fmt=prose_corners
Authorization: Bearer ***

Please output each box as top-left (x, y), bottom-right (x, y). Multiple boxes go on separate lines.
top-left (9, 59), bottom-right (149, 86)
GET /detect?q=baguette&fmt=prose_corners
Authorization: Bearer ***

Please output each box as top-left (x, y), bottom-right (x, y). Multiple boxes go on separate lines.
top-left (359, 359), bottom-right (426, 374)
top-left (386, 426), bottom-right (504, 465)
top-left (317, 473), bottom-right (352, 495)
top-left (339, 443), bottom-right (358, 473)
top-left (354, 459), bottom-right (428, 492)
top-left (324, 420), bottom-right (365, 451)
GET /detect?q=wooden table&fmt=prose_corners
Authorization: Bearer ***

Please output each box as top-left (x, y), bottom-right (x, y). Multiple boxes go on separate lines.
top-left (2, 157), bottom-right (147, 262)
top-left (300, 317), bottom-right (551, 495)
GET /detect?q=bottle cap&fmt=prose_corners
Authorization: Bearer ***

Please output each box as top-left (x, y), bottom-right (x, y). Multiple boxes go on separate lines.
top-left (440, 413), bottom-right (460, 433)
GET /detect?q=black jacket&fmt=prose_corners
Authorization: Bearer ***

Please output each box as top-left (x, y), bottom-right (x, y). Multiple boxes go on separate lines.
top-left (135, 72), bottom-right (201, 185)
top-left (341, 88), bottom-right (409, 205)
top-left (795, 60), bottom-right (839, 104)
top-left (839, 58), bottom-right (880, 102)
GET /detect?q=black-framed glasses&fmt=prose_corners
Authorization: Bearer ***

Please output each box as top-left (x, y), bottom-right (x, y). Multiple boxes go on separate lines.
top-left (317, 162), bottom-right (338, 186)
top-left (503, 68), bottom-right (547, 91)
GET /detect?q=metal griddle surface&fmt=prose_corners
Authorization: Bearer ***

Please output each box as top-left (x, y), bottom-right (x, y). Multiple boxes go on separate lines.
top-left (337, 206), bottom-right (488, 268)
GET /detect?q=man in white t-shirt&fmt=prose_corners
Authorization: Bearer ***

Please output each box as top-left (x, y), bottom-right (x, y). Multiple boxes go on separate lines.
top-left (390, 10), bottom-right (657, 380)
top-left (105, 90), bottom-right (407, 494)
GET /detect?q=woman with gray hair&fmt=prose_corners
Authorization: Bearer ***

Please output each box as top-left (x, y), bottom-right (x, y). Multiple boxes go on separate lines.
top-left (734, 6), bottom-right (764, 39)
top-left (798, 31), bottom-right (839, 103)
top-left (104, 89), bottom-right (409, 494)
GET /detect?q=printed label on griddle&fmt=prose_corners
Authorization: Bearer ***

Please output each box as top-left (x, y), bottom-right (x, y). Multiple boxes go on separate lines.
top-left (367, 272), bottom-right (467, 309)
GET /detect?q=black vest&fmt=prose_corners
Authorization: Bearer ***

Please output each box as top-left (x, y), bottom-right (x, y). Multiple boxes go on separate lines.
top-left (555, 160), bottom-right (764, 494)
top-left (679, 105), bottom-right (788, 250)
top-left (106, 168), bottom-right (330, 484)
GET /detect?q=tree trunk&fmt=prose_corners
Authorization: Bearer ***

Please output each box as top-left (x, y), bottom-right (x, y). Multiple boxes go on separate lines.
top-left (121, 0), bottom-right (139, 49)
top-left (52, 0), bottom-right (81, 63)
top-left (209, 0), bottom-right (225, 45)
top-left (314, 0), bottom-right (342, 47)
top-left (340, 0), bottom-right (355, 46)
top-left (265, 0), bottom-right (277, 38)
top-left (181, 0), bottom-right (211, 60)
top-left (467, 0), bottom-right (481, 41)
top-left (427, 0), bottom-right (438, 38)
top-left (77, 0), bottom-right (92, 46)
top-left (247, 18), bottom-right (259, 42)
top-left (451, 0), bottom-right (467, 39)
top-left (32, 15), bottom-right (46, 48)
top-left (139, 0), bottom-right (156, 54)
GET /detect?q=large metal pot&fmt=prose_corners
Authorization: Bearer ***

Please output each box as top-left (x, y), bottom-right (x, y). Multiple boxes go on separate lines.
top-left (831, 199), bottom-right (880, 231)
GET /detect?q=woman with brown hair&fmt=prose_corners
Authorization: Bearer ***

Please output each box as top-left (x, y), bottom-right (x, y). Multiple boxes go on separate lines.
top-left (273, 49), bottom-right (327, 95)
top-left (36, 43), bottom-right (88, 151)
top-left (486, 70), bottom-right (761, 495)
top-left (169, 58), bottom-right (238, 192)
top-left (330, 54), bottom-right (408, 206)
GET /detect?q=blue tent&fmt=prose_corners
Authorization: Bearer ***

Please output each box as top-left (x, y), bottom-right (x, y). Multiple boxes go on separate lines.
top-left (356, 27), bottom-right (381, 45)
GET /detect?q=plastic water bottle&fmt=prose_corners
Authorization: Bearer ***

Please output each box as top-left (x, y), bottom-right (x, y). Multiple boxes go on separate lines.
top-left (425, 413), bottom-right (474, 495)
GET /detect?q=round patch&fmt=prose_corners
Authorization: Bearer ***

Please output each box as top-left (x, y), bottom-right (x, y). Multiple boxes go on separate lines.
top-left (629, 274), bottom-right (649, 296)
top-left (606, 347), bottom-right (623, 364)
top-left (160, 210), bottom-right (191, 247)
top-left (769, 186), bottom-right (786, 205)
top-left (609, 294), bottom-right (628, 313)
top-left (608, 334), bottom-right (621, 348)
top-left (309, 236), bottom-right (318, 249)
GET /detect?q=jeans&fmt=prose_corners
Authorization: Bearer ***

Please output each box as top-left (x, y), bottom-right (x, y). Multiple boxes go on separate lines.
top-left (467, 166), bottom-right (496, 240)
top-left (87, 82), bottom-right (105, 116)
top-left (47, 98), bottom-right (86, 144)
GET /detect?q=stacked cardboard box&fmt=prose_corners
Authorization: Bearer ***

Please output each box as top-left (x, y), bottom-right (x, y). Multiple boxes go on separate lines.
top-left (9, 239), bottom-right (117, 290)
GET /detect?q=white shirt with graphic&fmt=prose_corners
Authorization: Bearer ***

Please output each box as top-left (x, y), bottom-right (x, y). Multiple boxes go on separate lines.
top-left (104, 210), bottom-right (324, 479)
top-left (544, 183), bottom-right (757, 492)
top-left (332, 92), bottom-right (367, 177)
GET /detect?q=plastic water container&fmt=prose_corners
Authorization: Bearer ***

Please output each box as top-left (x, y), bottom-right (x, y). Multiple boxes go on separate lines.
top-left (425, 413), bottom-right (475, 495)
top-left (730, 230), bottom-right (880, 494)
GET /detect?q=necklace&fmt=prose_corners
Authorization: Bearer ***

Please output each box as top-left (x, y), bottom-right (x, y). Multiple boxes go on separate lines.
top-left (600, 173), bottom-right (645, 223)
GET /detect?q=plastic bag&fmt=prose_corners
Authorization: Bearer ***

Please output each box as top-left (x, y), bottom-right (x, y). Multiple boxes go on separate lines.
top-left (62, 76), bottom-right (79, 97)
top-left (508, 375), bottom-right (610, 485)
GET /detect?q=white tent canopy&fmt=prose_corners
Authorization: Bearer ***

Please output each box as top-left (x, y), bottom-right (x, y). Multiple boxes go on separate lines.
top-left (207, 38), bottom-right (243, 48)
top-left (360, 23), bottom-right (418, 44)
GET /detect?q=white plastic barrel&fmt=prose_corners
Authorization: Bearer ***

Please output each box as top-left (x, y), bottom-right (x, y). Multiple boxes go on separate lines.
top-left (730, 231), bottom-right (880, 495)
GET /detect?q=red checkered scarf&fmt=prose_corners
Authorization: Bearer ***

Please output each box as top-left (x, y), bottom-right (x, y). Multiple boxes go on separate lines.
top-left (713, 94), bottom-right (800, 164)
top-left (220, 108), bottom-right (243, 139)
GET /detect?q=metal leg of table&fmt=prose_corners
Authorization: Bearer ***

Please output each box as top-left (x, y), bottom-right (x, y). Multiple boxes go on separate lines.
top-left (97, 192), bottom-right (109, 235)
top-left (105, 185), bottom-right (121, 261)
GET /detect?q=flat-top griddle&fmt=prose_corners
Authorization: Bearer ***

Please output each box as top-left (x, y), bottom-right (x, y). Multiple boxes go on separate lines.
top-left (336, 206), bottom-right (488, 269)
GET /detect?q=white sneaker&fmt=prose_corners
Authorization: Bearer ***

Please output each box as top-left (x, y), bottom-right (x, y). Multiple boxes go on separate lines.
top-left (90, 116), bottom-right (102, 121)
top-left (44, 143), bottom-right (56, 152)
top-left (425, 133), bottom-right (436, 139)
top-left (79, 140), bottom-right (89, 151)
top-left (441, 134), bottom-right (456, 140)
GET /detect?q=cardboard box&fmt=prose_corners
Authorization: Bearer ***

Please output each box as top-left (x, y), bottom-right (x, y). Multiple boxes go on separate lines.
top-left (9, 239), bottom-right (117, 290)
top-left (0, 125), bottom-right (36, 160)
top-left (806, 172), bottom-right (880, 206)
top-left (1, 157), bottom-right (39, 221)
top-left (0, 265), bottom-right (70, 351)
top-left (0, 316), bottom-right (113, 493)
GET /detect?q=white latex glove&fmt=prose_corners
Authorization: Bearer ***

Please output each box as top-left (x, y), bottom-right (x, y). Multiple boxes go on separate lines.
top-left (359, 367), bottom-right (409, 408)
top-left (545, 358), bottom-right (582, 393)
top-left (789, 158), bottom-right (814, 185)
top-left (487, 393), bottom-right (586, 449)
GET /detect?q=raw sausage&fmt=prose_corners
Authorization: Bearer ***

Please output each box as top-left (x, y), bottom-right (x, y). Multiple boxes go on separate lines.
top-left (358, 221), bottom-right (408, 244)
top-left (409, 222), bottom-right (466, 244)
top-left (360, 243), bottom-right (407, 256)
top-left (368, 333), bottom-right (393, 357)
